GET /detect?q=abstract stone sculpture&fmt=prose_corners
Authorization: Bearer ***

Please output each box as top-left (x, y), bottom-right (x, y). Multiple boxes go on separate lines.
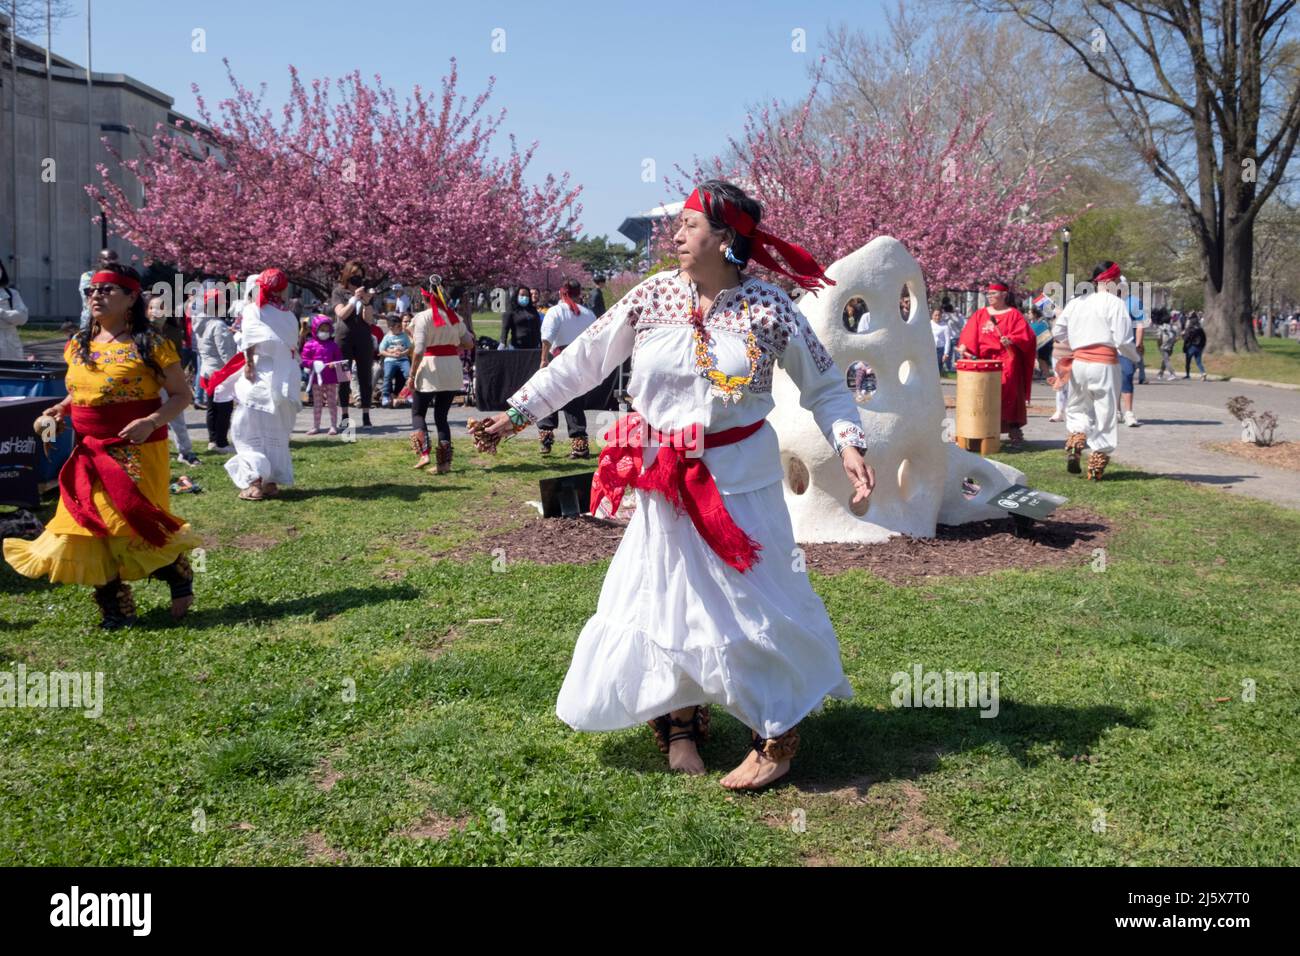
top-left (771, 236), bottom-right (1026, 543)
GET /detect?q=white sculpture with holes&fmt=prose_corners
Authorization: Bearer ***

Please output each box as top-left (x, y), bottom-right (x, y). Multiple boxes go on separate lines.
top-left (771, 236), bottom-right (1026, 543)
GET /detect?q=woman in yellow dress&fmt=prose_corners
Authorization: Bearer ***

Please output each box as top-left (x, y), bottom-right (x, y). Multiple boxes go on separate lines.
top-left (3, 264), bottom-right (202, 628)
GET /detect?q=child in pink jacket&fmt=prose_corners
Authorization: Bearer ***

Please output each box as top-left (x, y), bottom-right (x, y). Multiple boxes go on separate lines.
top-left (301, 314), bottom-right (346, 435)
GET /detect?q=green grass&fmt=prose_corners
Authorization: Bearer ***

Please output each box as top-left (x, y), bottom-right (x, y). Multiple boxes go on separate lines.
top-left (18, 327), bottom-right (70, 345)
top-left (1157, 335), bottom-right (1300, 385)
top-left (1, 436), bottom-right (1298, 865)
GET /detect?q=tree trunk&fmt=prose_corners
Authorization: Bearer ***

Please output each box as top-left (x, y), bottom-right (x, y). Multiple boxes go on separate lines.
top-left (1204, 229), bottom-right (1258, 353)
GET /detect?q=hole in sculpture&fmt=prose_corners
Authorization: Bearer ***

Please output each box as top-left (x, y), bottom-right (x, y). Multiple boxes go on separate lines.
top-left (899, 285), bottom-right (913, 322)
top-left (961, 476), bottom-right (982, 500)
top-left (841, 296), bottom-right (869, 332)
top-left (848, 490), bottom-right (870, 517)
top-left (786, 456), bottom-right (810, 495)
top-left (846, 362), bottom-right (876, 402)
top-left (897, 458), bottom-right (915, 501)
top-left (898, 359), bottom-right (914, 386)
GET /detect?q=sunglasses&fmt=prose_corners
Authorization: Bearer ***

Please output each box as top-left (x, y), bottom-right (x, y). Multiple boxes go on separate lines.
top-left (83, 285), bottom-right (126, 298)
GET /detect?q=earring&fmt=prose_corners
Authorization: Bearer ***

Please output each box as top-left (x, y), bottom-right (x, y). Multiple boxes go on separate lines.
top-left (724, 245), bottom-right (745, 266)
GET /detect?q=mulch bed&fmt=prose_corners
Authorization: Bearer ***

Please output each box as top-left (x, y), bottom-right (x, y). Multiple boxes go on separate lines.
top-left (444, 507), bottom-right (1111, 583)
top-left (1204, 440), bottom-right (1300, 472)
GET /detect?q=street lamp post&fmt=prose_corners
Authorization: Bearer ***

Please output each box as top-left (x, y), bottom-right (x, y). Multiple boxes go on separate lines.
top-left (1061, 226), bottom-right (1072, 304)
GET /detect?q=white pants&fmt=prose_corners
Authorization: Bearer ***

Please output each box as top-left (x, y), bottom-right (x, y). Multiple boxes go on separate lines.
top-left (1065, 359), bottom-right (1119, 454)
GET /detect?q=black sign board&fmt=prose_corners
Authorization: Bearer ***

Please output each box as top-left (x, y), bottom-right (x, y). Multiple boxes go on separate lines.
top-left (0, 396), bottom-right (48, 509)
top-left (539, 472), bottom-right (595, 518)
top-left (991, 483), bottom-right (1069, 520)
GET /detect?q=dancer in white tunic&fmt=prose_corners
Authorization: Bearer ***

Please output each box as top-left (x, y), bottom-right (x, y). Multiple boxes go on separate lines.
top-left (222, 270), bottom-right (302, 499)
top-left (483, 180), bottom-right (874, 790)
top-left (1051, 260), bottom-right (1138, 480)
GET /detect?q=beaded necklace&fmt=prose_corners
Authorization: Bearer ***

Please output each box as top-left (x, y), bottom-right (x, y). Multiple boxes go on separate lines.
top-left (688, 280), bottom-right (762, 404)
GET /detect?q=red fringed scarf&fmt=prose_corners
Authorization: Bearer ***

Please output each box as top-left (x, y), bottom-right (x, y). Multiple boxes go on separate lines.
top-left (421, 288), bottom-right (461, 327)
top-left (59, 399), bottom-right (183, 547)
top-left (683, 187), bottom-right (835, 293)
top-left (560, 287), bottom-right (583, 317)
top-left (256, 268), bottom-right (288, 308)
top-left (590, 412), bottom-right (766, 573)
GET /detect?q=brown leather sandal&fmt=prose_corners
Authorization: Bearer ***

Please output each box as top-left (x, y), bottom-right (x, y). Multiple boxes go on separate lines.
top-left (648, 705), bottom-right (711, 755)
top-left (751, 725), bottom-right (800, 763)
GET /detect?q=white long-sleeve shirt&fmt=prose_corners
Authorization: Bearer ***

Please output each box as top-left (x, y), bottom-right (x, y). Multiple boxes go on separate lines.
top-left (930, 320), bottom-right (952, 351)
top-left (540, 302), bottom-right (597, 349)
top-left (1053, 290), bottom-right (1140, 361)
top-left (507, 269), bottom-right (867, 496)
top-left (0, 286), bottom-right (29, 360)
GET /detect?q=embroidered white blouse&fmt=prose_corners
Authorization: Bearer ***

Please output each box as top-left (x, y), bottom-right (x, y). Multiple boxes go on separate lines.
top-left (507, 269), bottom-right (867, 495)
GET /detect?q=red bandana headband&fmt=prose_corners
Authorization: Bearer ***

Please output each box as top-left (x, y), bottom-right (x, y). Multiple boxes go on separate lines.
top-left (90, 271), bottom-right (141, 294)
top-left (420, 287), bottom-right (460, 327)
top-left (1095, 263), bottom-right (1121, 283)
top-left (986, 283), bottom-right (1009, 293)
top-left (683, 188), bottom-right (836, 293)
top-left (560, 286), bottom-right (583, 316)
top-left (256, 268), bottom-right (288, 308)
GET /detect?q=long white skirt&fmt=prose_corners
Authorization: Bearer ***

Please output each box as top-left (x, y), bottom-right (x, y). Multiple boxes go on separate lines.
top-left (556, 479), bottom-right (854, 740)
top-left (225, 400), bottom-right (298, 489)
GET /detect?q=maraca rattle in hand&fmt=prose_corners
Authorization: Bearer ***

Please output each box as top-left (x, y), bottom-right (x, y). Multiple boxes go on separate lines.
top-left (33, 413), bottom-right (65, 446)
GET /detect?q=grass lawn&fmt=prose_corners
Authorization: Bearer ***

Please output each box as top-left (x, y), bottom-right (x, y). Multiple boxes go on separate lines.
top-left (1160, 335), bottom-right (1300, 385)
top-left (17, 327), bottom-right (71, 345)
top-left (1, 435), bottom-right (1297, 866)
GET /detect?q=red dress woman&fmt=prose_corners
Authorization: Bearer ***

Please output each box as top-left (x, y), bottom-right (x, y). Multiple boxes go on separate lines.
top-left (955, 281), bottom-right (1037, 445)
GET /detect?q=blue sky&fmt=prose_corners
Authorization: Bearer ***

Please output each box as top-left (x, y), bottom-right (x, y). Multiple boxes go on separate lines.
top-left (41, 0), bottom-right (887, 244)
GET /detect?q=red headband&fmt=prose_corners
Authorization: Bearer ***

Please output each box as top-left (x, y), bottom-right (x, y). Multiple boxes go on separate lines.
top-left (256, 268), bottom-right (288, 308)
top-left (986, 283), bottom-right (1009, 293)
top-left (90, 270), bottom-right (141, 293)
top-left (420, 287), bottom-right (460, 327)
top-left (1095, 263), bottom-right (1121, 283)
top-left (683, 188), bottom-right (835, 293)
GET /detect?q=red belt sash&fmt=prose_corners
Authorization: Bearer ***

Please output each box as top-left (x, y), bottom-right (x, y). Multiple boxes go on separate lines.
top-left (1054, 344), bottom-right (1118, 389)
top-left (591, 412), bottom-right (766, 573)
top-left (60, 398), bottom-right (182, 546)
top-left (424, 345), bottom-right (459, 356)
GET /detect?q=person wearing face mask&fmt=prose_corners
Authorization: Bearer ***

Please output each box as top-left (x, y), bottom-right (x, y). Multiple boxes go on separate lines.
top-left (300, 314), bottom-right (345, 435)
top-left (501, 284), bottom-right (542, 349)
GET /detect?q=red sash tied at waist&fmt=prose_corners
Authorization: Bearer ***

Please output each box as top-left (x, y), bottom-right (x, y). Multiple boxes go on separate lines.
top-left (1054, 344), bottom-right (1118, 390)
top-left (424, 345), bottom-right (459, 356)
top-left (60, 398), bottom-right (182, 546)
top-left (590, 412), bottom-right (766, 573)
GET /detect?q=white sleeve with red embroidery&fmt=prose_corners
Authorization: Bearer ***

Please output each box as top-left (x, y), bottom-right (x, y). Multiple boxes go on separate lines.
top-left (776, 297), bottom-right (868, 457)
top-left (506, 283), bottom-right (643, 423)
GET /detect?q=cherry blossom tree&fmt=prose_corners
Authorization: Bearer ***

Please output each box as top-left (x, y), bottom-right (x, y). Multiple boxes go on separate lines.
top-left (90, 59), bottom-right (581, 297)
top-left (662, 79), bottom-right (1069, 295)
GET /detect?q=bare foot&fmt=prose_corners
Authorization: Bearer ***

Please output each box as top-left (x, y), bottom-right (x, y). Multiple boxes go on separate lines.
top-left (668, 737), bottom-right (706, 775)
top-left (412, 455), bottom-right (430, 469)
top-left (720, 749), bottom-right (791, 791)
top-left (170, 594), bottom-right (194, 620)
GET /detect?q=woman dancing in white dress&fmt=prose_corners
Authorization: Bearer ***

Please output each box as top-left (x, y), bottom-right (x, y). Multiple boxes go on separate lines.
top-left (222, 269), bottom-right (302, 500)
top-left (483, 180), bottom-right (874, 790)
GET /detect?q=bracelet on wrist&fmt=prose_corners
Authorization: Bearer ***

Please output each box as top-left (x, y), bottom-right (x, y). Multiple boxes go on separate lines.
top-left (506, 407), bottom-right (528, 427)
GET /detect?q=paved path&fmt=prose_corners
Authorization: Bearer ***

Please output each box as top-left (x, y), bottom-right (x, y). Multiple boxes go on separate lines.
top-left (25, 338), bottom-right (1300, 510)
top-left (987, 375), bottom-right (1300, 511)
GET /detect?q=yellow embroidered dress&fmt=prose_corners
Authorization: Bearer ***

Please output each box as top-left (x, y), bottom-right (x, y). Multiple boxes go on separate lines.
top-left (3, 335), bottom-right (201, 585)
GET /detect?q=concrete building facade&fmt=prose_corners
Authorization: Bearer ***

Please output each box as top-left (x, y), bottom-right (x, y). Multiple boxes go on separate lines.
top-left (1, 12), bottom-right (199, 322)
